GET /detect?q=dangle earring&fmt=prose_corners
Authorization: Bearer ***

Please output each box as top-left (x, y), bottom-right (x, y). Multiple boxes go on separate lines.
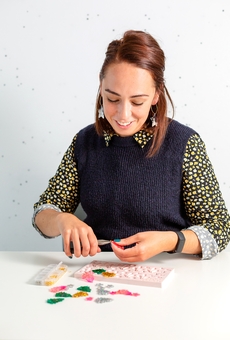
top-left (150, 105), bottom-right (158, 127)
top-left (98, 96), bottom-right (104, 119)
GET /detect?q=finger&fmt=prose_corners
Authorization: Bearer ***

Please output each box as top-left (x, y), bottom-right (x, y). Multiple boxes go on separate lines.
top-left (111, 242), bottom-right (139, 262)
top-left (79, 227), bottom-right (98, 257)
top-left (112, 234), bottom-right (140, 247)
top-left (63, 235), bottom-right (75, 257)
top-left (88, 233), bottom-right (100, 256)
top-left (66, 227), bottom-right (83, 257)
top-left (77, 235), bottom-right (90, 257)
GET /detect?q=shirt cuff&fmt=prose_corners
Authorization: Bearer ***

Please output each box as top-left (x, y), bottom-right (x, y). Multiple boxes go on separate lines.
top-left (32, 203), bottom-right (62, 239)
top-left (188, 225), bottom-right (219, 260)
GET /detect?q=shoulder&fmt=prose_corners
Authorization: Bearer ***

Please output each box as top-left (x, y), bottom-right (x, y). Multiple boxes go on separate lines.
top-left (159, 120), bottom-right (199, 159)
top-left (77, 123), bottom-right (97, 137)
top-left (74, 124), bottom-right (104, 159)
top-left (167, 119), bottom-right (197, 137)
top-left (75, 124), bottom-right (99, 144)
top-left (165, 120), bottom-right (198, 147)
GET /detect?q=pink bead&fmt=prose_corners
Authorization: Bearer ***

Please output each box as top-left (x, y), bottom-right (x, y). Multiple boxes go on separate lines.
top-left (82, 271), bottom-right (95, 282)
top-left (49, 285), bottom-right (67, 293)
top-left (85, 297), bottom-right (93, 301)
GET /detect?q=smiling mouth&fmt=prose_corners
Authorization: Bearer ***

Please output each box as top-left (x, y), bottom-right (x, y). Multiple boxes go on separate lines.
top-left (117, 121), bottom-right (132, 127)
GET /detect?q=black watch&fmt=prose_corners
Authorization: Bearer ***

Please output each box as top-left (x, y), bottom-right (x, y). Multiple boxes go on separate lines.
top-left (168, 231), bottom-right (185, 253)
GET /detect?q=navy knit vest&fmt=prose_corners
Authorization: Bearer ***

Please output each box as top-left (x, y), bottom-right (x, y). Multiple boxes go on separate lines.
top-left (74, 120), bottom-right (196, 250)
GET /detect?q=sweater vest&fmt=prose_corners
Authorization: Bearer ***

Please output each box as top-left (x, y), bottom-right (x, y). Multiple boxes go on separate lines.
top-left (74, 120), bottom-right (196, 250)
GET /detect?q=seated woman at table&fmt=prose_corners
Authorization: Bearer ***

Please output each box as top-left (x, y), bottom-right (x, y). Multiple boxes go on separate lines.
top-left (32, 30), bottom-right (230, 262)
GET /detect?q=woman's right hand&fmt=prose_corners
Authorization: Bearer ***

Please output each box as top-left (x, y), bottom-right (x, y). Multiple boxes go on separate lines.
top-left (55, 212), bottom-right (101, 258)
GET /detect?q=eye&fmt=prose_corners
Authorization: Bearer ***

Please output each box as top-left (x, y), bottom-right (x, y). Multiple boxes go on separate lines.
top-left (107, 98), bottom-right (119, 103)
top-left (132, 102), bottom-right (143, 106)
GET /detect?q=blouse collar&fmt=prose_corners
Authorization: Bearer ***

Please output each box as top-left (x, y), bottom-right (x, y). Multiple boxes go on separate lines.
top-left (103, 129), bottom-right (153, 148)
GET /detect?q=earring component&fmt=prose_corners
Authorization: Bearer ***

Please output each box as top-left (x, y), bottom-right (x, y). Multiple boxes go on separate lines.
top-left (150, 105), bottom-right (157, 127)
top-left (150, 115), bottom-right (157, 127)
top-left (98, 106), bottom-right (104, 119)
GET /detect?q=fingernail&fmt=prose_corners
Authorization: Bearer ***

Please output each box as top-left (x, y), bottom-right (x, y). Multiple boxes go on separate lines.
top-left (114, 239), bottom-right (121, 242)
top-left (68, 256), bottom-right (73, 259)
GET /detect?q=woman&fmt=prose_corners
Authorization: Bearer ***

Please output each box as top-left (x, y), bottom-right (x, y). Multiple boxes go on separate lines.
top-left (33, 30), bottom-right (230, 262)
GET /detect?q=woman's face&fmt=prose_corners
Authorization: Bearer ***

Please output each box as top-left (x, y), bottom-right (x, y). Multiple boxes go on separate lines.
top-left (100, 62), bottom-right (159, 137)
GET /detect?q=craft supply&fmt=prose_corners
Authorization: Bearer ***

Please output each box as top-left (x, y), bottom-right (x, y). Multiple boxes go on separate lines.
top-left (55, 292), bottom-right (72, 298)
top-left (92, 269), bottom-right (106, 274)
top-left (96, 283), bottom-right (111, 296)
top-left (94, 297), bottom-right (113, 304)
top-left (69, 239), bottom-right (111, 254)
top-left (35, 262), bottom-right (68, 286)
top-left (74, 260), bottom-right (174, 288)
top-left (81, 271), bottom-right (95, 282)
top-left (102, 272), bottom-right (116, 278)
top-left (85, 297), bottom-right (94, 301)
top-left (77, 286), bottom-right (91, 292)
top-left (110, 289), bottom-right (140, 296)
top-left (47, 298), bottom-right (64, 304)
top-left (49, 284), bottom-right (73, 292)
top-left (72, 292), bottom-right (89, 298)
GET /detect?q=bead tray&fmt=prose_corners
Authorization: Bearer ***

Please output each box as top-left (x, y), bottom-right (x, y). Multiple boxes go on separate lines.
top-left (74, 260), bottom-right (174, 288)
top-left (35, 262), bottom-right (68, 286)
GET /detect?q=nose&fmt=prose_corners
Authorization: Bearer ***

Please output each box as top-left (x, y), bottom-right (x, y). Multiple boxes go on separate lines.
top-left (117, 101), bottom-right (132, 121)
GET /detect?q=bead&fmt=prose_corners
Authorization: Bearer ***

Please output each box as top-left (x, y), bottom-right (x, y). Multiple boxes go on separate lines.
top-left (72, 292), bottom-right (88, 298)
top-left (85, 297), bottom-right (94, 301)
top-left (47, 298), bottom-right (64, 304)
top-left (102, 272), bottom-right (116, 277)
top-left (55, 292), bottom-right (72, 298)
top-left (94, 297), bottom-right (113, 304)
top-left (49, 285), bottom-right (68, 293)
top-left (92, 269), bottom-right (106, 274)
top-left (77, 286), bottom-right (91, 292)
top-left (110, 289), bottom-right (140, 296)
top-left (82, 271), bottom-right (94, 282)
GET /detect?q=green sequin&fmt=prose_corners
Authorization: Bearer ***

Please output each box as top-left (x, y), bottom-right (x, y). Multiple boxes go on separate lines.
top-left (47, 298), bottom-right (64, 304)
top-left (92, 269), bottom-right (106, 274)
top-left (77, 286), bottom-right (91, 292)
top-left (55, 292), bottom-right (72, 298)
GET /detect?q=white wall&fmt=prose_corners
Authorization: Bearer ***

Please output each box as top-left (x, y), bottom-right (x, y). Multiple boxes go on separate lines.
top-left (1, 0), bottom-right (230, 251)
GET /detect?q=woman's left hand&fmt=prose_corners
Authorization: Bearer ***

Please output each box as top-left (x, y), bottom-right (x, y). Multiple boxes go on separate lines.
top-left (111, 231), bottom-right (178, 262)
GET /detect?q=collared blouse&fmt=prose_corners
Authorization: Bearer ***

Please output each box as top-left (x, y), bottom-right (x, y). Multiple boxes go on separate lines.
top-left (33, 130), bottom-right (230, 259)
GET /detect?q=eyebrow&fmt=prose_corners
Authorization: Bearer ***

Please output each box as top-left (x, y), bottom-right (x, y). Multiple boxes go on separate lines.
top-left (105, 88), bottom-right (149, 98)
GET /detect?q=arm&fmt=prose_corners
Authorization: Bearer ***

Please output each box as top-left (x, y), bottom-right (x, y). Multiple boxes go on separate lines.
top-left (111, 229), bottom-right (201, 262)
top-left (183, 134), bottom-right (230, 258)
top-left (33, 134), bottom-right (80, 218)
top-left (112, 134), bottom-right (230, 262)
top-left (32, 135), bottom-right (100, 257)
top-left (34, 209), bottom-right (100, 257)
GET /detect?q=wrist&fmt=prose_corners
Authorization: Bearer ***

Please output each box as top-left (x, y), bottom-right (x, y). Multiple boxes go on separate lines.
top-left (165, 231), bottom-right (179, 252)
top-left (167, 230), bottom-right (186, 253)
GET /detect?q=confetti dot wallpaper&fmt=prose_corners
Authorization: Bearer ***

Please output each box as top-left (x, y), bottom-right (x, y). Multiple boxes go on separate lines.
top-left (0, 0), bottom-right (229, 250)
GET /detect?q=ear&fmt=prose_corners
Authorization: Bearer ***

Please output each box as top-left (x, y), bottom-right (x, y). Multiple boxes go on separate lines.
top-left (152, 92), bottom-right (159, 105)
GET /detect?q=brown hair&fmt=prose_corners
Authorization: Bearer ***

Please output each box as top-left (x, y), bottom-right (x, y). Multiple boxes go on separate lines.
top-left (95, 30), bottom-right (174, 157)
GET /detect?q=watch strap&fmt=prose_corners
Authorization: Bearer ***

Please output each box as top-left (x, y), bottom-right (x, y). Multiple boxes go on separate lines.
top-left (168, 231), bottom-right (185, 253)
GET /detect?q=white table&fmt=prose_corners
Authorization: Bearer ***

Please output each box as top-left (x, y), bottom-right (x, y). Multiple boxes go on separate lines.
top-left (1, 251), bottom-right (230, 340)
